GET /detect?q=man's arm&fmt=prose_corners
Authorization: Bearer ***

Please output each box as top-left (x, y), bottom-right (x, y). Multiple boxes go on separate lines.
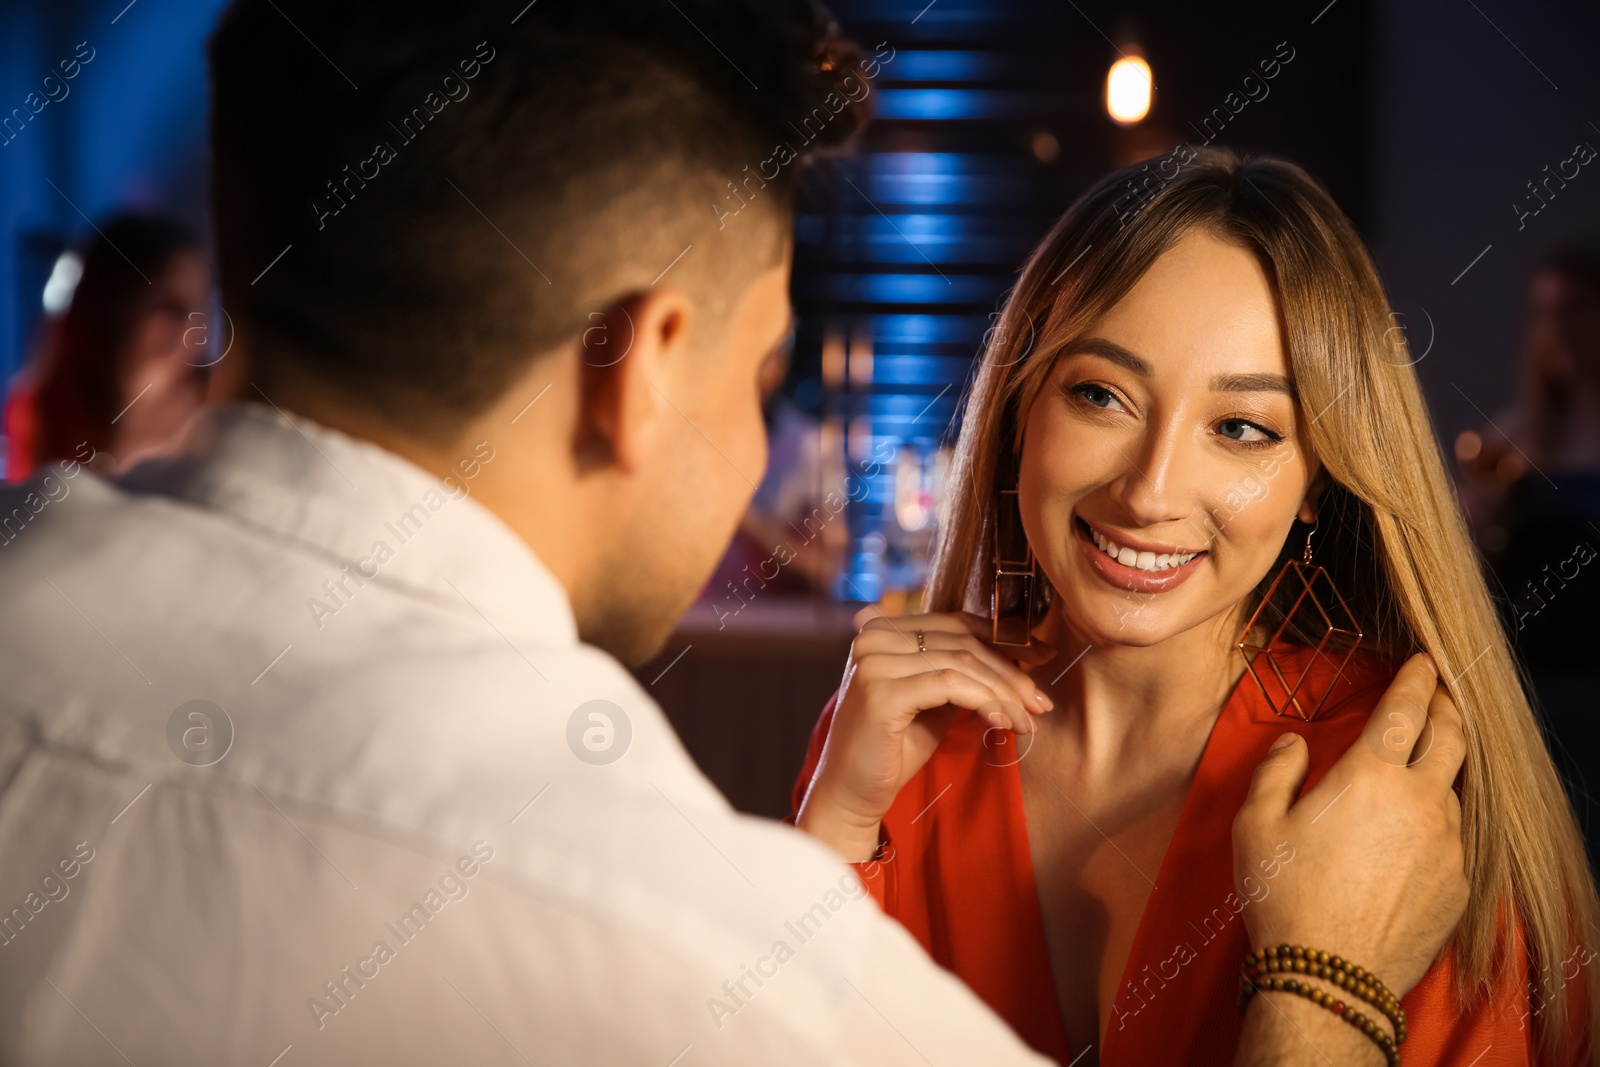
top-left (1231, 654), bottom-right (1469, 1066)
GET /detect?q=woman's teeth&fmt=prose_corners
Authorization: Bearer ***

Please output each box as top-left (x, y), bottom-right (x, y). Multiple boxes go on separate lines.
top-left (1090, 528), bottom-right (1199, 572)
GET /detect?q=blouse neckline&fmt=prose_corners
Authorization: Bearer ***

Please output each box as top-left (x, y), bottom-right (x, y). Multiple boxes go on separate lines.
top-left (976, 642), bottom-right (1378, 1063)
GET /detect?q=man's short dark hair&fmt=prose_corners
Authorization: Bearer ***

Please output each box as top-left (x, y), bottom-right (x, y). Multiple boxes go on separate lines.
top-left (209, 0), bottom-right (866, 435)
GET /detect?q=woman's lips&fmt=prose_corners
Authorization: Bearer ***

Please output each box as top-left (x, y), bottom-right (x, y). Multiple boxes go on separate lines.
top-left (1075, 517), bottom-right (1207, 594)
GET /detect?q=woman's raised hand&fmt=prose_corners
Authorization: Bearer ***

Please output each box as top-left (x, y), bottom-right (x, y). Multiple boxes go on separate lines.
top-left (794, 609), bottom-right (1056, 862)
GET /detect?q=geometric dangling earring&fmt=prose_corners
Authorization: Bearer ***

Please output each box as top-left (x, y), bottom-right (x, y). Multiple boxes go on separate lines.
top-left (991, 487), bottom-right (1036, 647)
top-left (1236, 520), bottom-right (1365, 720)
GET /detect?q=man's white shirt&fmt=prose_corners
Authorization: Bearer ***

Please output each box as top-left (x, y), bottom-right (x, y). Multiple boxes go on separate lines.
top-left (0, 403), bottom-right (1050, 1066)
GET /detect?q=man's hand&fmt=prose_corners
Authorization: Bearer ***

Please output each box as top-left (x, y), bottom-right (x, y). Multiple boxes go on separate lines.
top-left (1232, 653), bottom-right (1469, 1064)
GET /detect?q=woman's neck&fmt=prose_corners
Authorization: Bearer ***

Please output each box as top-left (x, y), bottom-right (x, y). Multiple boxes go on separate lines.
top-left (1031, 606), bottom-right (1249, 772)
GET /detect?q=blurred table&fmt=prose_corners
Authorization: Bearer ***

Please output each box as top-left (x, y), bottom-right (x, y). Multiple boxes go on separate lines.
top-left (631, 598), bottom-right (859, 819)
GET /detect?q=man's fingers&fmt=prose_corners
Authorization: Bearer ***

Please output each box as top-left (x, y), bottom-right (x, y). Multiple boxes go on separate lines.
top-left (1238, 732), bottom-right (1311, 824)
top-left (1360, 653), bottom-right (1439, 767)
top-left (1411, 681), bottom-right (1467, 785)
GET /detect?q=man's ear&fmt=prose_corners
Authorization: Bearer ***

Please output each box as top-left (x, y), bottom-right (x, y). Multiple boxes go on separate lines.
top-left (575, 287), bottom-right (693, 475)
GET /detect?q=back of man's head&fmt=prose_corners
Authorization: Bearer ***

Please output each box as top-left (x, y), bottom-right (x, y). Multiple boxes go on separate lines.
top-left (208, 0), bottom-right (866, 439)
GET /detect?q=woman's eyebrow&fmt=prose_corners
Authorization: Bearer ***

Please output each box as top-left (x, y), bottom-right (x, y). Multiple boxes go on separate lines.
top-left (1068, 337), bottom-right (1153, 375)
top-left (1068, 338), bottom-right (1298, 399)
top-left (1211, 371), bottom-right (1297, 399)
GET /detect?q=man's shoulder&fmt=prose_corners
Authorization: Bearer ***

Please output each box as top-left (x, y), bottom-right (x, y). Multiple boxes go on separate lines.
top-left (0, 467), bottom-right (1049, 1064)
top-left (0, 458), bottom-right (161, 550)
top-left (0, 711), bottom-right (889, 1062)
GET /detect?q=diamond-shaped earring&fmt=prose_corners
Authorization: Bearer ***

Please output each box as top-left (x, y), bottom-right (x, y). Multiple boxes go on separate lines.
top-left (1236, 522), bottom-right (1364, 721)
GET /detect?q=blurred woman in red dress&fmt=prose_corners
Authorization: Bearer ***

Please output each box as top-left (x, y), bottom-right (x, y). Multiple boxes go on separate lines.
top-left (793, 148), bottom-right (1598, 1065)
top-left (5, 212), bottom-right (210, 480)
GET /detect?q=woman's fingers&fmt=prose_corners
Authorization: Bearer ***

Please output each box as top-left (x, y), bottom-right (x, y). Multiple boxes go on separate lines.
top-left (804, 612), bottom-right (1053, 856)
top-left (853, 608), bottom-right (985, 637)
top-left (855, 650), bottom-right (1040, 732)
top-left (856, 610), bottom-right (1056, 660)
top-left (921, 632), bottom-right (1054, 714)
top-left (948, 611), bottom-right (1059, 662)
top-left (852, 615), bottom-right (1055, 715)
top-left (884, 668), bottom-right (1031, 731)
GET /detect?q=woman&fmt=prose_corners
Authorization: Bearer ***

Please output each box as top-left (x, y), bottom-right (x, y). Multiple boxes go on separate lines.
top-left (792, 148), bottom-right (1598, 1065)
top-left (6, 212), bottom-right (211, 479)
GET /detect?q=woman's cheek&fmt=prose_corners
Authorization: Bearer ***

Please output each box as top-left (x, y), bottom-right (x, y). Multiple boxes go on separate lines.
top-left (1206, 481), bottom-right (1301, 588)
top-left (1033, 418), bottom-right (1120, 494)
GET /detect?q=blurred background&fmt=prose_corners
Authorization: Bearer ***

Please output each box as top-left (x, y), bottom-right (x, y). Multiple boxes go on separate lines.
top-left (3, 0), bottom-right (1599, 840)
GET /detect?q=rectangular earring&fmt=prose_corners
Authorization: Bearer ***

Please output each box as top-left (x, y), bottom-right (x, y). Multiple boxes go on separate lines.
top-left (992, 489), bottom-right (1035, 647)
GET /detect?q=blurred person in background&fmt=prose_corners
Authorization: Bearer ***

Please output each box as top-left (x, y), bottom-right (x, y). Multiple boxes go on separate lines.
top-left (4, 212), bottom-right (211, 479)
top-left (1458, 241), bottom-right (1600, 866)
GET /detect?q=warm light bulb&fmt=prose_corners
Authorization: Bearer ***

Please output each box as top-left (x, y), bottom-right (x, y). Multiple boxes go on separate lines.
top-left (1105, 55), bottom-right (1152, 126)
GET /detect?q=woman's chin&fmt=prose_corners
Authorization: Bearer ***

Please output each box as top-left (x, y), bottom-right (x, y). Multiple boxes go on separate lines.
top-left (1060, 601), bottom-right (1191, 649)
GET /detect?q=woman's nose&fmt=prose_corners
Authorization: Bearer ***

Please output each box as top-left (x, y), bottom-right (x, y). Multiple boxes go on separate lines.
top-left (1108, 420), bottom-right (1198, 529)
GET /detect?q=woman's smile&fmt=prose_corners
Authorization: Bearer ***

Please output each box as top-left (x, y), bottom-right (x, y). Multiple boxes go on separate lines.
top-left (1074, 515), bottom-right (1209, 594)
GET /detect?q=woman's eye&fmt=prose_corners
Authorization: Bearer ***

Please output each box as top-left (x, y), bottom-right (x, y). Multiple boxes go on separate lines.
top-left (1217, 418), bottom-right (1277, 444)
top-left (1069, 383), bottom-right (1124, 411)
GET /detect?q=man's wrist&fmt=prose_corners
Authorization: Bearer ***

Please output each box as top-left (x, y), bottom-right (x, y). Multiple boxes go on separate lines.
top-left (1253, 974), bottom-right (1397, 1045)
top-left (1237, 941), bottom-right (1400, 1046)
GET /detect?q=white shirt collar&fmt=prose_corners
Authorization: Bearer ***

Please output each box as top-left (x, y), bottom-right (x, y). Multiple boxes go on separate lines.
top-left (123, 401), bottom-right (579, 647)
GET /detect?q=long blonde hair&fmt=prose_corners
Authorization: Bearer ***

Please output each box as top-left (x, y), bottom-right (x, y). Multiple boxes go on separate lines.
top-left (928, 146), bottom-right (1598, 1060)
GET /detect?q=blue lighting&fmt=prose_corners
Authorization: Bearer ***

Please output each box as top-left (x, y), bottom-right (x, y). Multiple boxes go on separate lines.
top-left (871, 314), bottom-right (980, 345)
top-left (888, 51), bottom-right (994, 82)
top-left (866, 355), bottom-right (959, 385)
top-left (874, 89), bottom-right (1035, 121)
top-left (831, 273), bottom-right (1000, 304)
top-left (863, 152), bottom-right (969, 175)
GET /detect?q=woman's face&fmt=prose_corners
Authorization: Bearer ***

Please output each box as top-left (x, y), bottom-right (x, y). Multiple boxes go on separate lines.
top-left (113, 249), bottom-right (212, 468)
top-left (1018, 229), bottom-right (1318, 648)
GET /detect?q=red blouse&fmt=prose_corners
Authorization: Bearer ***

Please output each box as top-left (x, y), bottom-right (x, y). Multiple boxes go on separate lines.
top-left (792, 643), bottom-right (1578, 1065)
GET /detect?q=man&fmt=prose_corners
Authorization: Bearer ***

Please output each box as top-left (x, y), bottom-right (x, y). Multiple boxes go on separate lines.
top-left (0, 1), bottom-right (1465, 1063)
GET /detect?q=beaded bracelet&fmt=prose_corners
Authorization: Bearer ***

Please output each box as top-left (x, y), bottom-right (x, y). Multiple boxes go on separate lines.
top-left (1238, 972), bottom-right (1400, 1066)
top-left (1240, 943), bottom-right (1407, 1043)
